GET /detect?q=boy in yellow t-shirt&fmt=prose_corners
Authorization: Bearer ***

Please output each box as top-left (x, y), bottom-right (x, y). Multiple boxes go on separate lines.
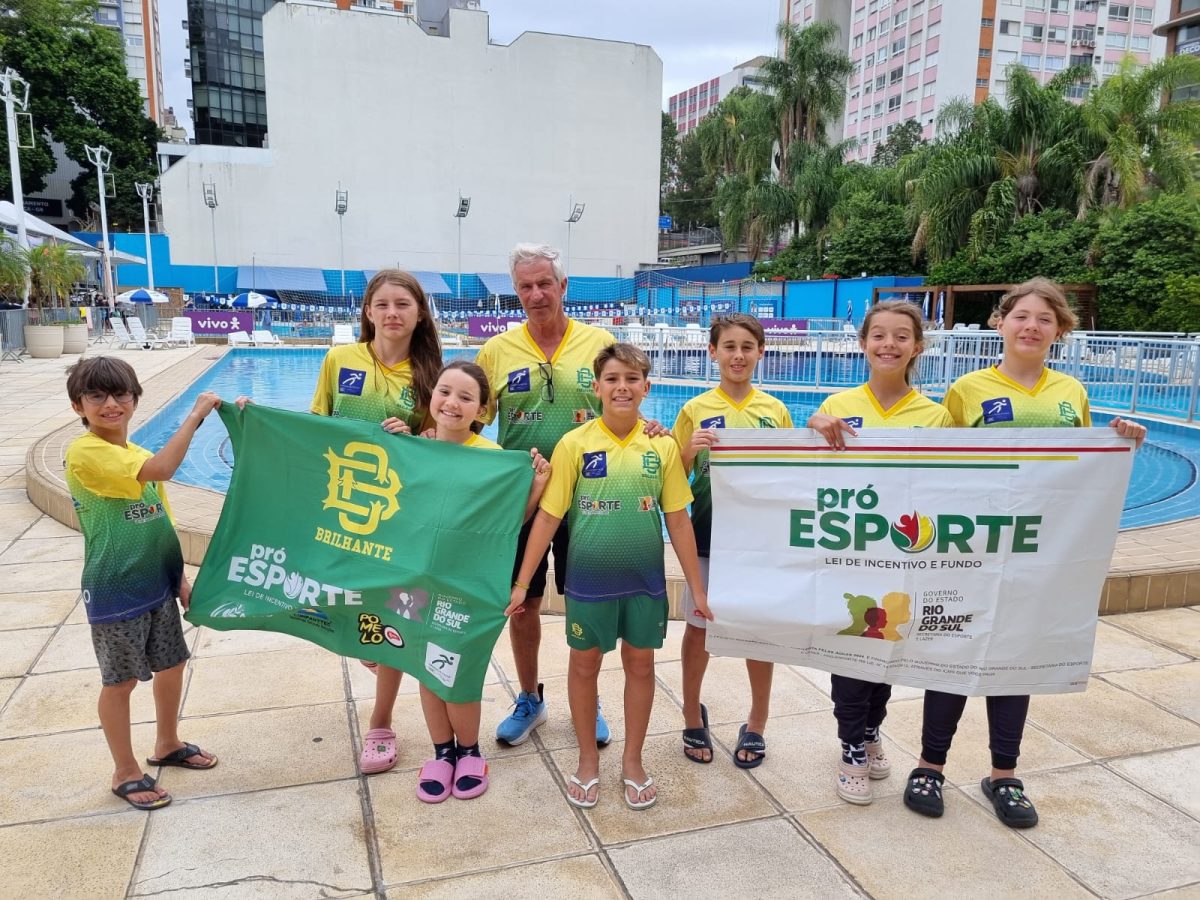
top-left (672, 313), bottom-right (793, 770)
top-left (65, 357), bottom-right (221, 812)
top-left (506, 343), bottom-right (709, 812)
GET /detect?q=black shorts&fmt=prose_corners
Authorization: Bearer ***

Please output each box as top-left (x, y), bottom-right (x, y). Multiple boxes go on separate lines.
top-left (513, 517), bottom-right (569, 599)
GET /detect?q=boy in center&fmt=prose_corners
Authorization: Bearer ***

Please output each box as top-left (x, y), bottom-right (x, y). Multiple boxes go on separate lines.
top-left (507, 343), bottom-right (710, 811)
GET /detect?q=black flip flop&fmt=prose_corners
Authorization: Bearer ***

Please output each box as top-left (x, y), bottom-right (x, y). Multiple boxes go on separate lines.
top-left (112, 774), bottom-right (171, 810)
top-left (981, 776), bottom-right (1038, 828)
top-left (147, 741), bottom-right (218, 770)
top-left (734, 723), bottom-right (766, 769)
top-left (682, 702), bottom-right (713, 763)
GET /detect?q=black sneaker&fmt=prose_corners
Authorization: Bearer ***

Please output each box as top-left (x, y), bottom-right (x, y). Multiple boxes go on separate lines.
top-left (981, 777), bottom-right (1038, 829)
top-left (903, 767), bottom-right (945, 817)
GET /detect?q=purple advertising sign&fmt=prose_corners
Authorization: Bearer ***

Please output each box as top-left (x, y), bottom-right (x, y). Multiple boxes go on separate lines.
top-left (185, 310), bottom-right (254, 335)
top-left (759, 318), bottom-right (808, 334)
top-left (468, 316), bottom-right (524, 338)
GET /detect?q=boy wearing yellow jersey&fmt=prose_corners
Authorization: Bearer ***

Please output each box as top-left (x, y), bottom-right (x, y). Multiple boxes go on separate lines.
top-left (507, 343), bottom-right (709, 812)
top-left (672, 313), bottom-right (793, 770)
top-left (809, 301), bottom-right (950, 805)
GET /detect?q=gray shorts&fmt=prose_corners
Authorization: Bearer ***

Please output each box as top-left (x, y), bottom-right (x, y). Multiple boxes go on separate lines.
top-left (91, 600), bottom-right (190, 686)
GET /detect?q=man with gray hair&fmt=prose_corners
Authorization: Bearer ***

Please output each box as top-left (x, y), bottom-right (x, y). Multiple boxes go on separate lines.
top-left (476, 243), bottom-right (616, 747)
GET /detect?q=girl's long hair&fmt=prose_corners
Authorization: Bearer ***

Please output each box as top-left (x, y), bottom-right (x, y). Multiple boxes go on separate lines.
top-left (359, 268), bottom-right (442, 413)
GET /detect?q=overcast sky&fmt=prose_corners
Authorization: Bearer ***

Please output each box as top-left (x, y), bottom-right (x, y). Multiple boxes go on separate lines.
top-left (160, 0), bottom-right (779, 141)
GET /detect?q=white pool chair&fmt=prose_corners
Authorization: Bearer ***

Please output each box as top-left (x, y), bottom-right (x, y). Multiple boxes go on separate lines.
top-left (252, 329), bottom-right (283, 346)
top-left (228, 331), bottom-right (254, 347)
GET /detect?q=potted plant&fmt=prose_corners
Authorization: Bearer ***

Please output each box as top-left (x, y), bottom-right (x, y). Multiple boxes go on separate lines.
top-left (24, 244), bottom-right (87, 358)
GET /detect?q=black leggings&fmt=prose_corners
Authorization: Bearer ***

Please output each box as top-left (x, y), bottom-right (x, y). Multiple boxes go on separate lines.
top-left (921, 690), bottom-right (1030, 771)
top-left (831, 674), bottom-right (892, 744)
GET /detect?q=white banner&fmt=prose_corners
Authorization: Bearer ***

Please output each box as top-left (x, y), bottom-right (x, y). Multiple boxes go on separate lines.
top-left (706, 428), bottom-right (1135, 696)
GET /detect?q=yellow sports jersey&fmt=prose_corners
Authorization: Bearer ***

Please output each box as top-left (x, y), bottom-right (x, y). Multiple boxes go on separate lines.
top-left (475, 320), bottom-right (615, 456)
top-left (65, 433), bottom-right (182, 624)
top-left (310, 342), bottom-right (423, 431)
top-left (817, 384), bottom-right (955, 429)
top-left (673, 387), bottom-right (794, 558)
top-left (464, 432), bottom-right (502, 451)
top-left (541, 418), bottom-right (692, 603)
top-left (944, 366), bottom-right (1091, 429)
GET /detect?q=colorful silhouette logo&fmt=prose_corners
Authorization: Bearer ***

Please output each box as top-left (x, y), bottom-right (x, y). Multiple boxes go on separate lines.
top-left (890, 511), bottom-right (936, 553)
top-left (838, 591), bottom-right (911, 641)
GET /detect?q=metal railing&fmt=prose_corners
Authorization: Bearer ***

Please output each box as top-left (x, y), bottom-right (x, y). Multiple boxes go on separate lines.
top-left (606, 326), bottom-right (1200, 423)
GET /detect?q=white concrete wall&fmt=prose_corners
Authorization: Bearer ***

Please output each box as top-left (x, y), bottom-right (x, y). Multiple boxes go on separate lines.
top-left (160, 2), bottom-right (663, 277)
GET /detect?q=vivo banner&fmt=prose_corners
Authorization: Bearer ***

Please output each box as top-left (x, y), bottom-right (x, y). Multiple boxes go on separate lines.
top-left (185, 310), bottom-right (253, 335)
top-left (468, 316), bottom-right (523, 338)
top-left (705, 428), bottom-right (1134, 696)
top-left (759, 318), bottom-right (808, 334)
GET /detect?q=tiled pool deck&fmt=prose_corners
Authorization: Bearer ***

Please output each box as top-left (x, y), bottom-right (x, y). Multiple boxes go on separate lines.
top-left (3, 346), bottom-right (1199, 898)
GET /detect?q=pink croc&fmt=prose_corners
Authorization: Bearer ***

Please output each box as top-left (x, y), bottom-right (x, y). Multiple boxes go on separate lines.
top-left (359, 728), bottom-right (397, 775)
top-left (416, 758), bottom-right (455, 804)
top-left (451, 754), bottom-right (489, 800)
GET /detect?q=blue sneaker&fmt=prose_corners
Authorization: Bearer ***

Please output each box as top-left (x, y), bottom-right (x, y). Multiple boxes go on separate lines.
top-left (496, 682), bottom-right (546, 746)
top-left (596, 698), bottom-right (611, 747)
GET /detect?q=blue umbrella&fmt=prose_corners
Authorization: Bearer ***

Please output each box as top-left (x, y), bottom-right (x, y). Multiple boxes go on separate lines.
top-left (845, 298), bottom-right (854, 323)
top-left (230, 291), bottom-right (277, 309)
top-left (935, 292), bottom-right (945, 328)
top-left (116, 288), bottom-right (169, 304)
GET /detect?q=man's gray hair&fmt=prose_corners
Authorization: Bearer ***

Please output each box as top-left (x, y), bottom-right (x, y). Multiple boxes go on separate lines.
top-left (509, 243), bottom-right (565, 282)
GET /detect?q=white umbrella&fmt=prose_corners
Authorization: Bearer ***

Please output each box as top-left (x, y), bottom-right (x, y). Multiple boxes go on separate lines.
top-left (230, 291), bottom-right (274, 308)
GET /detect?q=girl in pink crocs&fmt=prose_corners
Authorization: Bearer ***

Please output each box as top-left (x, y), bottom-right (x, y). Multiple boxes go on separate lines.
top-left (415, 362), bottom-right (550, 802)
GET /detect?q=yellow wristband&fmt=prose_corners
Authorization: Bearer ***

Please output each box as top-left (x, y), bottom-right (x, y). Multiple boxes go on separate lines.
top-left (513, 580), bottom-right (530, 591)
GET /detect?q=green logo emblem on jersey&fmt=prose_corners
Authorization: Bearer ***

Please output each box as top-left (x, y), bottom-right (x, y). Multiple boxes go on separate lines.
top-left (398, 386), bottom-right (415, 409)
top-left (641, 450), bottom-right (661, 476)
top-left (759, 416), bottom-right (777, 428)
top-left (1058, 401), bottom-right (1076, 425)
top-left (576, 367), bottom-right (594, 390)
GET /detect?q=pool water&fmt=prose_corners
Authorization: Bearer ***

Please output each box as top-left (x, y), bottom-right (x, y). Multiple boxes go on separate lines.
top-left (134, 349), bottom-right (1200, 530)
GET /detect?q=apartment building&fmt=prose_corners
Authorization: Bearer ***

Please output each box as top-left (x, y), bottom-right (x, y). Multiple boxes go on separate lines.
top-left (667, 56), bottom-right (772, 137)
top-left (95, 0), bottom-right (167, 125)
top-left (782, 0), bottom-right (1168, 162)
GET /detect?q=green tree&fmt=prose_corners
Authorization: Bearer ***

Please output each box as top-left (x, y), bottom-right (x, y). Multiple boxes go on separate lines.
top-left (927, 208), bottom-right (1098, 285)
top-left (1156, 274), bottom-right (1200, 333)
top-left (660, 112), bottom-right (679, 199)
top-left (752, 233), bottom-right (822, 280)
top-left (1091, 193), bottom-right (1200, 329)
top-left (825, 193), bottom-right (918, 277)
top-left (0, 0), bottom-right (159, 230)
top-left (1077, 54), bottom-right (1200, 215)
top-left (662, 130), bottom-right (718, 230)
top-left (909, 66), bottom-right (1090, 264)
top-left (0, 234), bottom-right (30, 298)
top-left (760, 21), bottom-right (855, 186)
top-left (872, 119), bottom-right (925, 167)
top-left (27, 242), bottom-right (85, 307)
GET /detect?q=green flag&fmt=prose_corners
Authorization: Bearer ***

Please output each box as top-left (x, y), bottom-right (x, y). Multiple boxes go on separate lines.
top-left (188, 405), bottom-right (532, 702)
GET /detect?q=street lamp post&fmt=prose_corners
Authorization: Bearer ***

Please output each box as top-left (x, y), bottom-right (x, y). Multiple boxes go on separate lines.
top-left (1, 68), bottom-right (30, 306)
top-left (202, 180), bottom-right (219, 294)
top-left (335, 186), bottom-right (348, 303)
top-left (454, 193), bottom-right (470, 307)
top-left (84, 144), bottom-right (114, 309)
top-left (134, 182), bottom-right (155, 291)
top-left (564, 198), bottom-right (585, 278)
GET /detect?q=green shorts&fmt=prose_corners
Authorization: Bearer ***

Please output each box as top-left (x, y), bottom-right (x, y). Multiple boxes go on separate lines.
top-left (564, 595), bottom-right (668, 653)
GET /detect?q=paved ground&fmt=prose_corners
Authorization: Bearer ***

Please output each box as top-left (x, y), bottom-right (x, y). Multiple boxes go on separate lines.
top-left (0, 348), bottom-right (1198, 899)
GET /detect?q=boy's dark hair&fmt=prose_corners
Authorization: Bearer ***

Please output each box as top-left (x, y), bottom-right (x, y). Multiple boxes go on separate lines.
top-left (437, 359), bottom-right (490, 433)
top-left (593, 342), bottom-right (651, 378)
top-left (709, 313), bottom-right (766, 348)
top-left (66, 357), bottom-right (143, 426)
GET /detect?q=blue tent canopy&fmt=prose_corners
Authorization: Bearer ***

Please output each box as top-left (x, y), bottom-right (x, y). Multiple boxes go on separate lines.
top-left (236, 266), bottom-right (327, 292)
top-left (362, 270), bottom-right (451, 296)
top-left (477, 272), bottom-right (515, 296)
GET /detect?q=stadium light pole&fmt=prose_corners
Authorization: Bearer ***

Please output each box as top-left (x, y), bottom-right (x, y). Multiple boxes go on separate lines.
top-left (2, 68), bottom-right (31, 306)
top-left (454, 193), bottom-right (470, 305)
top-left (134, 181), bottom-right (155, 291)
top-left (564, 198), bottom-right (585, 278)
top-left (85, 144), bottom-right (115, 310)
top-left (335, 185), bottom-right (349, 303)
top-left (202, 180), bottom-right (219, 294)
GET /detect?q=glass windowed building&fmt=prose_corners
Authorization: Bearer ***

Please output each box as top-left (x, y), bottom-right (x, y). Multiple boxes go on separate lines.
top-left (187, 0), bottom-right (272, 147)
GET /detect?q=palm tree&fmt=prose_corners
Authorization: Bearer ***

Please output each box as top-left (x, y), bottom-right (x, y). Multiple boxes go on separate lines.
top-left (1077, 54), bottom-right (1200, 215)
top-left (908, 65), bottom-right (1090, 263)
top-left (0, 235), bottom-right (29, 300)
top-left (27, 243), bottom-right (86, 308)
top-left (760, 21), bottom-right (855, 185)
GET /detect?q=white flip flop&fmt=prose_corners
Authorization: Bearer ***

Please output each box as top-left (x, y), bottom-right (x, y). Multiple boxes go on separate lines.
top-left (622, 775), bottom-right (656, 810)
top-left (567, 774), bottom-right (600, 809)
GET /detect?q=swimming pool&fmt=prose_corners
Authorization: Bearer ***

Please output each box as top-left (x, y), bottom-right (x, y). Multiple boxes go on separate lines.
top-left (134, 348), bottom-right (1200, 530)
